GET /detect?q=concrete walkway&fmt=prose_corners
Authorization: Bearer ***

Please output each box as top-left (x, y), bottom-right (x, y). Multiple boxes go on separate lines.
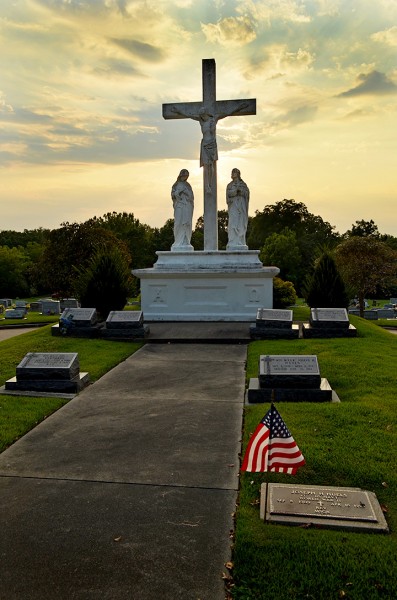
top-left (0, 332), bottom-right (247, 599)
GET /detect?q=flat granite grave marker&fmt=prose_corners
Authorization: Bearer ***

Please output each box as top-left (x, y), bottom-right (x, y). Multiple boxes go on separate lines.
top-left (102, 310), bottom-right (149, 339)
top-left (4, 309), bottom-right (26, 320)
top-left (302, 308), bottom-right (357, 338)
top-left (260, 483), bottom-right (389, 533)
top-left (247, 355), bottom-right (335, 403)
top-left (52, 308), bottom-right (102, 338)
top-left (250, 308), bottom-right (299, 339)
top-left (2, 352), bottom-right (90, 396)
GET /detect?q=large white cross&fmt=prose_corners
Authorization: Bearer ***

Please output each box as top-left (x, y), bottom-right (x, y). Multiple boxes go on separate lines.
top-left (163, 59), bottom-right (256, 251)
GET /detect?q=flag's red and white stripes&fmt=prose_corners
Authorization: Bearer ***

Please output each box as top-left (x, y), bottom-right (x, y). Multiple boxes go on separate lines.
top-left (241, 405), bottom-right (305, 474)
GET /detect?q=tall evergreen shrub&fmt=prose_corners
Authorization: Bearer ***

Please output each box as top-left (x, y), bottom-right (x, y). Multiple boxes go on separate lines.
top-left (74, 245), bottom-right (133, 320)
top-left (304, 251), bottom-right (349, 308)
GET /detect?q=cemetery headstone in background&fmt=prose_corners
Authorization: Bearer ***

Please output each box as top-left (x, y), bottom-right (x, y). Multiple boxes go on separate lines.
top-left (302, 308), bottom-right (357, 338)
top-left (260, 483), bottom-right (389, 533)
top-left (4, 309), bottom-right (26, 320)
top-left (247, 354), bottom-right (335, 403)
top-left (2, 352), bottom-right (90, 396)
top-left (60, 298), bottom-right (80, 310)
top-left (41, 299), bottom-right (61, 315)
top-left (348, 309), bottom-right (378, 320)
top-left (0, 299), bottom-right (12, 308)
top-left (250, 308), bottom-right (299, 339)
top-left (376, 308), bottom-right (396, 319)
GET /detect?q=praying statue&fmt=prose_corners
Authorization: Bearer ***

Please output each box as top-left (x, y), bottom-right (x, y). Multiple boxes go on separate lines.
top-left (171, 169), bottom-right (194, 251)
top-left (226, 168), bottom-right (249, 250)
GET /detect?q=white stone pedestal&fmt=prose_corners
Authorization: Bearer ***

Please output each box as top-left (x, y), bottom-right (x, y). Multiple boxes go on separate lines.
top-left (133, 251), bottom-right (279, 322)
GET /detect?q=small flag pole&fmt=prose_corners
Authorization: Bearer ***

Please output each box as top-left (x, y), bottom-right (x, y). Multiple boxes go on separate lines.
top-left (263, 391), bottom-right (275, 523)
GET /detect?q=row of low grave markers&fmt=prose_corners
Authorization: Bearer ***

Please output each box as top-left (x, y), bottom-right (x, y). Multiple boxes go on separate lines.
top-left (52, 307), bottom-right (149, 339)
top-left (243, 306), bottom-right (388, 533)
top-left (250, 307), bottom-right (357, 340)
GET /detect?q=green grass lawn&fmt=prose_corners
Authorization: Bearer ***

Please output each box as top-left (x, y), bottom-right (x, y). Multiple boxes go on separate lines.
top-left (0, 325), bottom-right (142, 452)
top-left (233, 316), bottom-right (397, 599)
top-left (0, 312), bottom-right (59, 326)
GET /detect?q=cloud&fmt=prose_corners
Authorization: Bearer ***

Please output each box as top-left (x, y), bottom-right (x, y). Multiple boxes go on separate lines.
top-left (236, 0), bottom-right (311, 24)
top-left (338, 70), bottom-right (397, 97)
top-left (371, 25), bottom-right (397, 47)
top-left (201, 16), bottom-right (257, 47)
top-left (110, 38), bottom-right (165, 62)
top-left (94, 58), bottom-right (145, 78)
top-left (243, 45), bottom-right (314, 80)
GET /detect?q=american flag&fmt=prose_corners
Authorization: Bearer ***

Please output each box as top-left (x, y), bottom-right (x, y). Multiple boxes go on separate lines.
top-left (241, 404), bottom-right (305, 474)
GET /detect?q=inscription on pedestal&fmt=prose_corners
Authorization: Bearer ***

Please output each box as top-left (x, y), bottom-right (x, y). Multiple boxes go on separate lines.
top-left (16, 352), bottom-right (80, 380)
top-left (258, 355), bottom-right (322, 390)
top-left (311, 308), bottom-right (348, 321)
top-left (61, 307), bottom-right (97, 327)
top-left (257, 308), bottom-right (293, 321)
top-left (106, 311), bottom-right (143, 328)
top-left (270, 485), bottom-right (376, 522)
top-left (260, 355), bottom-right (319, 375)
top-left (310, 308), bottom-right (349, 329)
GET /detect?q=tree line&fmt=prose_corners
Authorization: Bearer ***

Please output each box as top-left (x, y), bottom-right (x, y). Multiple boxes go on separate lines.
top-left (1, 201), bottom-right (396, 315)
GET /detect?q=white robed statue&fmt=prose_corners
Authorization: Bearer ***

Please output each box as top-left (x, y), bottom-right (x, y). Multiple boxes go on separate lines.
top-left (171, 169), bottom-right (194, 251)
top-left (226, 168), bottom-right (249, 250)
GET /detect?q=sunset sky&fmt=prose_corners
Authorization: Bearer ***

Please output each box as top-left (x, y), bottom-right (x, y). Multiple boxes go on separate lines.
top-left (1, 0), bottom-right (396, 236)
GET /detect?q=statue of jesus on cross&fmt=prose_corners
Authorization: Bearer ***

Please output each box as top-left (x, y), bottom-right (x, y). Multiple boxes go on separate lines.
top-left (163, 59), bottom-right (256, 251)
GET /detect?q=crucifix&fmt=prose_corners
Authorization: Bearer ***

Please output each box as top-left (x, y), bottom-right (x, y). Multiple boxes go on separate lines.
top-left (163, 59), bottom-right (256, 251)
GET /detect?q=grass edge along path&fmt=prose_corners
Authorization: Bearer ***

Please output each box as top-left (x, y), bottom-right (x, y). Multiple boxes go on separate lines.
top-left (232, 316), bottom-right (397, 600)
top-left (0, 325), bottom-right (143, 452)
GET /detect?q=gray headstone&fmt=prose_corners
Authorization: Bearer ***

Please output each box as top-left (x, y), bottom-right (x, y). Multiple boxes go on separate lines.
top-left (256, 308), bottom-right (293, 329)
top-left (15, 300), bottom-right (27, 309)
top-left (41, 300), bottom-right (61, 315)
top-left (309, 308), bottom-right (350, 329)
top-left (0, 299), bottom-right (12, 307)
top-left (106, 311), bottom-right (144, 329)
top-left (60, 298), bottom-right (79, 310)
top-left (16, 352), bottom-right (80, 381)
top-left (3, 352), bottom-right (90, 395)
top-left (259, 355), bottom-right (321, 389)
top-left (61, 307), bottom-right (98, 327)
top-left (260, 483), bottom-right (389, 533)
top-left (377, 309), bottom-right (395, 319)
top-left (4, 309), bottom-right (26, 319)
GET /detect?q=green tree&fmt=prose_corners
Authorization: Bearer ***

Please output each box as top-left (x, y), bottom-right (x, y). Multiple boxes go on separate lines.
top-left (192, 210), bottom-right (230, 250)
top-left (38, 221), bottom-right (130, 297)
top-left (248, 199), bottom-right (338, 292)
top-left (334, 237), bottom-right (397, 316)
top-left (344, 219), bottom-right (380, 238)
top-left (0, 228), bottom-right (49, 248)
top-left (73, 245), bottom-right (134, 320)
top-left (88, 212), bottom-right (157, 269)
top-left (0, 246), bottom-right (31, 297)
top-left (153, 218), bottom-right (175, 252)
top-left (273, 277), bottom-right (297, 309)
top-left (259, 228), bottom-right (301, 286)
top-left (303, 250), bottom-right (349, 308)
